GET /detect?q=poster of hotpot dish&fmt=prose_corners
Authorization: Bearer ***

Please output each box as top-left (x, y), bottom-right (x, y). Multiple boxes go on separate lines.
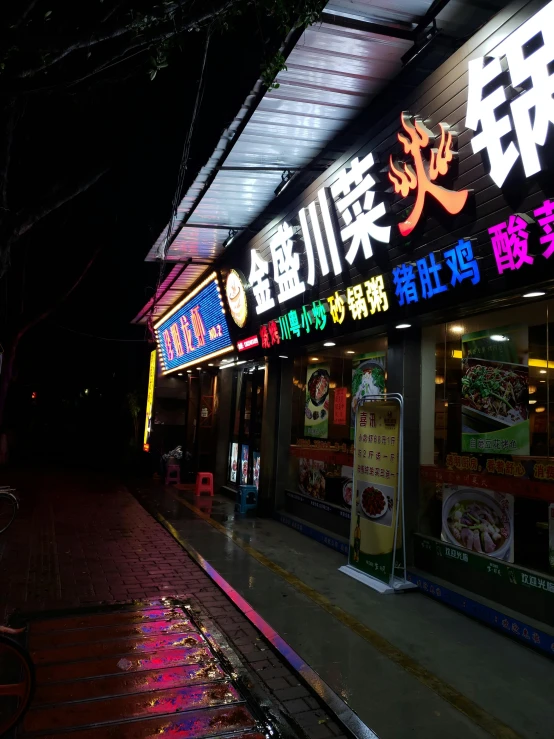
top-left (304, 363), bottom-right (331, 438)
top-left (442, 484), bottom-right (514, 562)
top-left (461, 325), bottom-right (529, 456)
top-left (350, 353), bottom-right (386, 440)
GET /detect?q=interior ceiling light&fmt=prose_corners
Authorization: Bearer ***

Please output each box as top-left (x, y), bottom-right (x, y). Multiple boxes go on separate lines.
top-left (311, 357), bottom-right (320, 361)
top-left (535, 406), bottom-right (546, 412)
top-left (523, 291), bottom-right (546, 298)
top-left (450, 325), bottom-right (464, 334)
top-left (490, 334), bottom-right (509, 342)
top-left (346, 350), bottom-right (355, 354)
top-left (396, 323), bottom-right (411, 329)
top-left (323, 342), bottom-right (336, 347)
top-left (279, 355), bottom-right (288, 359)
top-left (540, 370), bottom-right (547, 374)
top-left (529, 399), bottom-right (537, 404)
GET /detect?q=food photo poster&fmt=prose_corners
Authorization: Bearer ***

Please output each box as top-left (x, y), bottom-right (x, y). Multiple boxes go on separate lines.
top-left (348, 400), bottom-right (401, 584)
top-left (461, 325), bottom-right (529, 455)
top-left (350, 353), bottom-right (386, 440)
top-left (304, 363), bottom-right (331, 438)
top-left (442, 484), bottom-right (514, 562)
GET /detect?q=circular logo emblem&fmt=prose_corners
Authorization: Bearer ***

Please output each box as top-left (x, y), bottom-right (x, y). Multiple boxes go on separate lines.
top-left (225, 269), bottom-right (248, 328)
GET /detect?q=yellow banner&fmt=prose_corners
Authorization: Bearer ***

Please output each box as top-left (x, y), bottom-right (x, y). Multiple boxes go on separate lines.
top-left (143, 350), bottom-right (156, 451)
top-left (349, 400), bottom-right (401, 583)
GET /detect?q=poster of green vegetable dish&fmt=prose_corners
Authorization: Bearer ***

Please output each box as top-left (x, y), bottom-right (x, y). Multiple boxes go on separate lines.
top-left (350, 353), bottom-right (386, 440)
top-left (461, 325), bottom-right (529, 456)
top-left (304, 363), bottom-right (331, 438)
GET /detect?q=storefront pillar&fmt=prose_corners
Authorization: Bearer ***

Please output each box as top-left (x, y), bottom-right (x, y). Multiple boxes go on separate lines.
top-left (387, 328), bottom-right (422, 564)
top-left (258, 357), bottom-right (293, 514)
top-left (214, 368), bottom-right (233, 493)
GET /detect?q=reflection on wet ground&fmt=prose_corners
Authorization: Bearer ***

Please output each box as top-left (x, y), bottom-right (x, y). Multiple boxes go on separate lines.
top-left (135, 484), bottom-right (554, 739)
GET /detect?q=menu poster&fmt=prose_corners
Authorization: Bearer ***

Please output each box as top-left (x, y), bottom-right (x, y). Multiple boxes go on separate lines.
top-left (253, 452), bottom-right (261, 491)
top-left (350, 352), bottom-right (386, 440)
top-left (240, 445), bottom-right (249, 485)
top-left (461, 325), bottom-right (529, 456)
top-left (349, 401), bottom-right (401, 584)
top-left (334, 388), bottom-right (347, 425)
top-left (304, 364), bottom-right (331, 438)
top-left (549, 504), bottom-right (554, 572)
top-left (442, 484), bottom-right (514, 563)
top-left (229, 442), bottom-right (239, 483)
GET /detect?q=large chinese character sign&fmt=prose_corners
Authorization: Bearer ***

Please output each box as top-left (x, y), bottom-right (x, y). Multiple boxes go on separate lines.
top-left (155, 273), bottom-right (234, 373)
top-left (389, 112), bottom-right (469, 236)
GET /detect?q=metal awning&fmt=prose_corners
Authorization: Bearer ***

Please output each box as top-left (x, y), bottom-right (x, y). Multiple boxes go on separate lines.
top-left (134, 0), bottom-right (507, 324)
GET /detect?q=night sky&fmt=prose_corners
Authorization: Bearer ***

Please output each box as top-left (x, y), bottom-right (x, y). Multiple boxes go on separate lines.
top-left (1, 12), bottom-right (276, 462)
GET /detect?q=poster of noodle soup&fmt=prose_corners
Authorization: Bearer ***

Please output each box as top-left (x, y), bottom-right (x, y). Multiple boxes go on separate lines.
top-left (304, 363), bottom-right (331, 438)
top-left (442, 484), bottom-right (514, 562)
top-left (461, 325), bottom-right (529, 456)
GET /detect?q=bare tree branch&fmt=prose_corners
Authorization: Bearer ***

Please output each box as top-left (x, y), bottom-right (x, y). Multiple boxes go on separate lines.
top-left (0, 101), bottom-right (17, 211)
top-left (14, 168), bottom-right (108, 239)
top-left (11, 0), bottom-right (39, 30)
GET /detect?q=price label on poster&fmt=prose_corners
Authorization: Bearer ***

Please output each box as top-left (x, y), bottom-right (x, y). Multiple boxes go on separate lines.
top-left (349, 401), bottom-right (401, 584)
top-left (334, 387), bottom-right (347, 425)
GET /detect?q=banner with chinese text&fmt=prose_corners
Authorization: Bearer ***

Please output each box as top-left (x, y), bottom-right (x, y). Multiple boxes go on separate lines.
top-left (349, 401), bottom-right (401, 584)
top-left (442, 484), bottom-right (514, 562)
top-left (462, 325), bottom-right (529, 455)
top-left (304, 364), bottom-right (330, 438)
top-left (549, 504), bottom-right (554, 572)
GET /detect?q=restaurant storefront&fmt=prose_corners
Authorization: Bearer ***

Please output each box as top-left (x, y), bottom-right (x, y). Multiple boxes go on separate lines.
top-left (143, 0), bottom-right (554, 648)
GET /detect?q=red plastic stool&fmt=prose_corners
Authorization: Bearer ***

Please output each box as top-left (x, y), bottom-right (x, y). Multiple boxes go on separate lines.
top-left (195, 472), bottom-right (214, 497)
top-left (165, 464), bottom-right (180, 486)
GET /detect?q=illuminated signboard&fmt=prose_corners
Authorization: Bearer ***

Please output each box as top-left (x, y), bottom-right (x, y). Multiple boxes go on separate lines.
top-left (143, 350), bottom-right (156, 452)
top-left (155, 273), bottom-right (234, 374)
top-left (225, 269), bottom-right (248, 327)
top-left (237, 335), bottom-right (260, 352)
top-left (466, 1), bottom-right (554, 188)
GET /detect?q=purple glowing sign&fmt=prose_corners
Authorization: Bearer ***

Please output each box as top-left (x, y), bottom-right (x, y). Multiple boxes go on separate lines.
top-left (488, 215), bottom-right (534, 274)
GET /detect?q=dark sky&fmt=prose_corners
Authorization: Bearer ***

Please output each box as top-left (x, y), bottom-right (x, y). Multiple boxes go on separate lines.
top-left (5, 18), bottom-right (271, 406)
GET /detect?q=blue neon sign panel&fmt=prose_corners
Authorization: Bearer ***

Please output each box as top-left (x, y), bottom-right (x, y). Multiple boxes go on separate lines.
top-left (156, 277), bottom-right (233, 372)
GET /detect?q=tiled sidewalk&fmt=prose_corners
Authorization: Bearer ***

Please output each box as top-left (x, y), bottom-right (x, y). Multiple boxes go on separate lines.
top-left (0, 469), bottom-right (349, 739)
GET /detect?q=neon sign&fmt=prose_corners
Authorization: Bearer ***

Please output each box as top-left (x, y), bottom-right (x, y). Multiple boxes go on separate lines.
top-left (388, 113), bottom-right (468, 236)
top-left (225, 269), bottom-right (248, 327)
top-left (155, 273), bottom-right (233, 373)
top-left (392, 240), bottom-right (480, 305)
top-left (237, 335), bottom-right (260, 352)
top-left (466, 1), bottom-right (554, 187)
top-left (143, 350), bottom-right (156, 451)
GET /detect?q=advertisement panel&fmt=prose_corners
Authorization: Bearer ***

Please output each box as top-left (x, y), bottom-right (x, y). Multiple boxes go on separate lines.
top-left (348, 401), bottom-right (400, 584)
top-left (229, 443), bottom-right (238, 483)
top-left (461, 325), bottom-right (529, 455)
top-left (240, 445), bottom-right (249, 485)
top-left (155, 274), bottom-right (234, 373)
top-left (442, 484), bottom-right (514, 562)
top-left (333, 387), bottom-right (347, 425)
top-left (304, 364), bottom-right (330, 438)
top-left (253, 452), bottom-right (261, 491)
top-left (350, 353), bottom-right (386, 440)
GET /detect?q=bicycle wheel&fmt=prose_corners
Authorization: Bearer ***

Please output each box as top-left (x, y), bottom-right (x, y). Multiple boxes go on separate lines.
top-left (0, 494), bottom-right (16, 535)
top-left (0, 635), bottom-right (34, 736)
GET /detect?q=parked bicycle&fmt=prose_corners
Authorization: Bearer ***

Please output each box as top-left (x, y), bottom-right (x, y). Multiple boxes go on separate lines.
top-left (0, 486), bottom-right (34, 736)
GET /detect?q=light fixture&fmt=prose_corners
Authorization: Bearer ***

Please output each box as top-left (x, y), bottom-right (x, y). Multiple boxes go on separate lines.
top-left (208, 363), bottom-right (214, 367)
top-left (529, 399), bottom-right (537, 404)
top-left (274, 169), bottom-right (296, 197)
top-left (323, 342), bottom-right (336, 347)
top-left (435, 375), bottom-right (444, 385)
top-left (490, 334), bottom-right (509, 342)
top-left (177, 373), bottom-right (183, 376)
top-left (535, 406), bottom-right (546, 413)
top-left (346, 350), bottom-right (355, 354)
top-left (523, 291), bottom-right (546, 298)
top-left (187, 370), bottom-right (192, 373)
top-left (450, 325), bottom-right (464, 334)
top-left (529, 385), bottom-right (537, 395)
top-left (311, 357), bottom-right (320, 361)
top-left (223, 228), bottom-right (239, 249)
top-left (540, 370), bottom-right (547, 374)
top-left (396, 323), bottom-right (411, 329)
top-left (196, 367), bottom-right (202, 370)
top-left (279, 355), bottom-right (288, 359)
top-left (540, 380), bottom-right (546, 383)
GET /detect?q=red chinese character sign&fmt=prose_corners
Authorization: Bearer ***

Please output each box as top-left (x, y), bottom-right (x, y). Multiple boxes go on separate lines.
top-left (388, 113), bottom-right (469, 236)
top-left (155, 274), bottom-right (233, 373)
top-left (333, 387), bottom-right (347, 426)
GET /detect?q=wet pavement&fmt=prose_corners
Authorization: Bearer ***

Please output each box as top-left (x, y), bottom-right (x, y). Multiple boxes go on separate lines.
top-left (133, 483), bottom-right (554, 739)
top-left (20, 599), bottom-right (282, 739)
